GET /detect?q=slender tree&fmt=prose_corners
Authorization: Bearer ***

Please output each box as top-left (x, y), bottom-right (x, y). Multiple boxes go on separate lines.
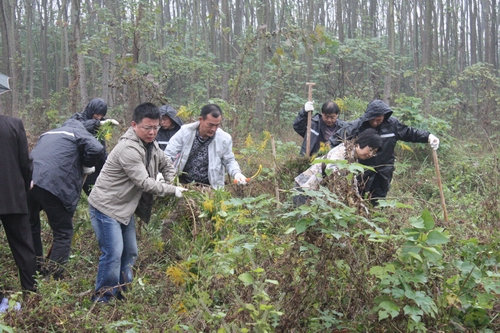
top-left (383, 0), bottom-right (394, 104)
top-left (0, 0), bottom-right (16, 115)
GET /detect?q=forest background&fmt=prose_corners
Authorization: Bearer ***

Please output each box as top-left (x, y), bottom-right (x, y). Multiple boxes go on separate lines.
top-left (1, 0), bottom-right (500, 332)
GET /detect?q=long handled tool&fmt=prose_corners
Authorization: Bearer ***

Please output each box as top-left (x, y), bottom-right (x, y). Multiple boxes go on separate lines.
top-left (305, 82), bottom-right (316, 157)
top-left (432, 150), bottom-right (449, 223)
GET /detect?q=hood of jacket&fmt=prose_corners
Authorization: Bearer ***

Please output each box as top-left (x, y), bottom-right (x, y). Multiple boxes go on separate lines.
top-left (360, 100), bottom-right (393, 124)
top-left (159, 105), bottom-right (183, 128)
top-left (63, 117), bottom-right (89, 129)
top-left (84, 98), bottom-right (107, 119)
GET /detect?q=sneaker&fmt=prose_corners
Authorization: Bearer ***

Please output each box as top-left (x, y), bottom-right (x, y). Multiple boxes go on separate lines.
top-left (91, 294), bottom-right (110, 304)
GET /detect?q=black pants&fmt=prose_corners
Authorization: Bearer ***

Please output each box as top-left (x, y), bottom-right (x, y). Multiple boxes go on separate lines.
top-left (28, 186), bottom-right (74, 268)
top-left (292, 182), bottom-right (308, 207)
top-left (0, 214), bottom-right (37, 291)
top-left (82, 156), bottom-right (106, 196)
top-left (359, 170), bottom-right (392, 205)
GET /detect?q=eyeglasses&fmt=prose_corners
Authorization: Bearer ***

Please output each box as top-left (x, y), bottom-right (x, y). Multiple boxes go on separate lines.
top-left (139, 125), bottom-right (161, 132)
top-left (368, 148), bottom-right (378, 157)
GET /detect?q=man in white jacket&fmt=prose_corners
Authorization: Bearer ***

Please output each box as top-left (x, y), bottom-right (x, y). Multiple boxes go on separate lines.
top-left (165, 104), bottom-right (247, 188)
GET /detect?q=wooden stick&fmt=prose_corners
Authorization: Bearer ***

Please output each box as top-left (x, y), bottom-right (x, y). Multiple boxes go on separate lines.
top-left (271, 135), bottom-right (280, 206)
top-left (432, 150), bottom-right (449, 223)
top-left (305, 82), bottom-right (316, 157)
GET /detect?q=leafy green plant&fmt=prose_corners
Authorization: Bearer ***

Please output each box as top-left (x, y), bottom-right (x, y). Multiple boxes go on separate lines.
top-left (236, 268), bottom-right (283, 332)
top-left (370, 209), bottom-right (450, 331)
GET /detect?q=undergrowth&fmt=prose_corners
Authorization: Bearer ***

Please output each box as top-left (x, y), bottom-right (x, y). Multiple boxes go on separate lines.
top-left (1, 132), bottom-right (499, 333)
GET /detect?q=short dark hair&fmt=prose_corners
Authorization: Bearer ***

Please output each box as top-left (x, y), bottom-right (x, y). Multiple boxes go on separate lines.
top-left (321, 101), bottom-right (340, 115)
top-left (356, 128), bottom-right (382, 150)
top-left (200, 104), bottom-right (222, 119)
top-left (133, 102), bottom-right (160, 123)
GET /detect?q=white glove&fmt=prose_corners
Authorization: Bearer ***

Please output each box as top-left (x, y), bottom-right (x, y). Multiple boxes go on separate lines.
top-left (304, 101), bottom-right (314, 112)
top-left (100, 119), bottom-right (119, 126)
top-left (83, 166), bottom-right (95, 175)
top-left (156, 173), bottom-right (165, 183)
top-left (175, 186), bottom-right (187, 198)
top-left (428, 134), bottom-right (440, 150)
top-left (234, 173), bottom-right (248, 185)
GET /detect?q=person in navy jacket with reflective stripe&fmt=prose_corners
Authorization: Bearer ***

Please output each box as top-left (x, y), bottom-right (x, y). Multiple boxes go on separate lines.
top-left (329, 99), bottom-right (440, 204)
top-left (28, 119), bottom-right (105, 278)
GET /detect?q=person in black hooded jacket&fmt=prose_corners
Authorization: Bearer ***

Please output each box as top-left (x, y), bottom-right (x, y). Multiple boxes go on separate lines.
top-left (28, 119), bottom-right (105, 278)
top-left (155, 104), bottom-right (183, 151)
top-left (71, 98), bottom-right (119, 195)
top-left (329, 99), bottom-right (440, 205)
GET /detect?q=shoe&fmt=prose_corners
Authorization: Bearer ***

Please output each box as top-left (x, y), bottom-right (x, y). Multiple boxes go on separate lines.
top-left (91, 294), bottom-right (110, 304)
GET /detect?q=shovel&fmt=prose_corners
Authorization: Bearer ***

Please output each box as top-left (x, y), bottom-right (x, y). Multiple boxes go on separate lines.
top-left (432, 150), bottom-right (448, 223)
top-left (305, 82), bottom-right (315, 157)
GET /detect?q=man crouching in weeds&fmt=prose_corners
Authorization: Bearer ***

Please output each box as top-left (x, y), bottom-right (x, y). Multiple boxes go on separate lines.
top-left (88, 102), bottom-right (186, 303)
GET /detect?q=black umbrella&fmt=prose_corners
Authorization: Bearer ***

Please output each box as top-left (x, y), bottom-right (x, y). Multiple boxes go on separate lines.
top-left (0, 74), bottom-right (11, 95)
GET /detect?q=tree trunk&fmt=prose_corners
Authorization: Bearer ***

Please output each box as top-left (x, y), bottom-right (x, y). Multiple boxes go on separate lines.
top-left (469, 0), bottom-right (478, 65)
top-left (412, 0), bottom-right (419, 71)
top-left (490, 0), bottom-right (497, 69)
top-left (221, 0), bottom-right (230, 100)
top-left (40, 0), bottom-right (49, 100)
top-left (422, 0), bottom-right (433, 113)
top-left (0, 0), bottom-right (14, 115)
top-left (459, 1), bottom-right (466, 70)
top-left (22, 0), bottom-right (34, 108)
top-left (369, 0), bottom-right (377, 37)
top-left (476, 0), bottom-right (483, 62)
top-left (128, 0), bottom-right (144, 118)
top-left (444, 0), bottom-right (451, 65)
top-left (482, 0), bottom-right (491, 65)
top-left (191, 0), bottom-right (199, 59)
top-left (69, 0), bottom-right (81, 112)
top-left (383, 0), bottom-right (394, 104)
top-left (347, 0), bottom-right (358, 39)
top-left (306, 0), bottom-right (314, 79)
top-left (234, 0), bottom-right (243, 54)
top-left (255, 0), bottom-right (269, 125)
top-left (336, 0), bottom-right (344, 42)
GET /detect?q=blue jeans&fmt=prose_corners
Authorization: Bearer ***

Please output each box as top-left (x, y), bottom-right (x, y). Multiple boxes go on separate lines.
top-left (89, 205), bottom-right (138, 301)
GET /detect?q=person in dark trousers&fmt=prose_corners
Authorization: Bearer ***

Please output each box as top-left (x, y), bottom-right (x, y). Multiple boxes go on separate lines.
top-left (293, 100), bottom-right (347, 156)
top-left (329, 99), bottom-right (440, 205)
top-left (71, 98), bottom-right (119, 195)
top-left (0, 115), bottom-right (37, 295)
top-left (155, 104), bottom-right (183, 151)
top-left (28, 119), bottom-right (105, 278)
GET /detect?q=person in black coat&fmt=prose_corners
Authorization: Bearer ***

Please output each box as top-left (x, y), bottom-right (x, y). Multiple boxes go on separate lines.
top-left (155, 104), bottom-right (183, 151)
top-left (71, 98), bottom-right (119, 195)
top-left (293, 100), bottom-right (347, 156)
top-left (329, 99), bottom-right (440, 204)
top-left (0, 115), bottom-right (37, 292)
top-left (28, 119), bottom-right (105, 278)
